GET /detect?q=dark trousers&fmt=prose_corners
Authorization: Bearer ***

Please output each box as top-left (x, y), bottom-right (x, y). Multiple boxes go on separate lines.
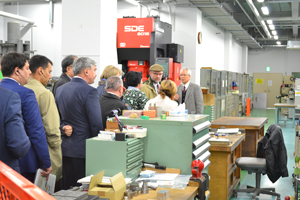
top-left (22, 172), bottom-right (36, 183)
top-left (62, 156), bottom-right (85, 190)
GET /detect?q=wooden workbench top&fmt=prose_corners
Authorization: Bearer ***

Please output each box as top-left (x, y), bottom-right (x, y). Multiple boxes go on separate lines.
top-left (274, 103), bottom-right (297, 107)
top-left (209, 134), bottom-right (245, 152)
top-left (210, 117), bottom-right (268, 130)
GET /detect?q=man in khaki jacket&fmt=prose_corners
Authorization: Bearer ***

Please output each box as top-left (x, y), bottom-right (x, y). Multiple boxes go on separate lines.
top-left (140, 64), bottom-right (164, 100)
top-left (25, 55), bottom-right (66, 191)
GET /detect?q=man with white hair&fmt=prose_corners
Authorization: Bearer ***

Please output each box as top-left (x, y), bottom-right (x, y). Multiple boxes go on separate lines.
top-left (174, 67), bottom-right (203, 114)
top-left (55, 57), bottom-right (103, 189)
top-left (99, 76), bottom-right (127, 130)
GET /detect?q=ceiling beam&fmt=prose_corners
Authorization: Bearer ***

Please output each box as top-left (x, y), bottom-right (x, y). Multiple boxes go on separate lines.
top-left (268, 0), bottom-right (300, 3)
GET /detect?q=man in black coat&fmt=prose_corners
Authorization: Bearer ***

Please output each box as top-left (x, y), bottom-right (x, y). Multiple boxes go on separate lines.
top-left (99, 76), bottom-right (127, 130)
top-left (52, 55), bottom-right (77, 97)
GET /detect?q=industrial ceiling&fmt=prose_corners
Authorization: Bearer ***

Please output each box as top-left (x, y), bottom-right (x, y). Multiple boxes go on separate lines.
top-left (122, 0), bottom-right (300, 50)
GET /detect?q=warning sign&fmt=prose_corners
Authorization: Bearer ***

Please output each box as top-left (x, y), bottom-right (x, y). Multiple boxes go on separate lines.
top-left (256, 79), bottom-right (263, 84)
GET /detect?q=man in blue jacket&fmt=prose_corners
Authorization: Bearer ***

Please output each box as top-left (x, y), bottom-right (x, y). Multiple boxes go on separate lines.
top-left (0, 86), bottom-right (31, 173)
top-left (0, 52), bottom-right (52, 182)
top-left (55, 57), bottom-right (103, 189)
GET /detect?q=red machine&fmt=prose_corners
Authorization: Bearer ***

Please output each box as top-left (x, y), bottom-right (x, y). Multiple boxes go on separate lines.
top-left (117, 16), bottom-right (183, 85)
top-left (191, 159), bottom-right (205, 179)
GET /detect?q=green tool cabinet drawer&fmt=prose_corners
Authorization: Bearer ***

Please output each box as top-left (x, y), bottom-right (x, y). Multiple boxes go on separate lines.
top-left (86, 138), bottom-right (143, 178)
top-left (119, 115), bottom-right (211, 175)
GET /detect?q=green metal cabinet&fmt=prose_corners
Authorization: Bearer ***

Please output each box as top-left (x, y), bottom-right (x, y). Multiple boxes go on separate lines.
top-left (119, 115), bottom-right (211, 175)
top-left (203, 105), bottom-right (214, 122)
top-left (86, 138), bottom-right (143, 178)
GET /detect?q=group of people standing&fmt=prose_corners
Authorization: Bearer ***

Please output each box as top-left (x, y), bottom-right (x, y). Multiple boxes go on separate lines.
top-left (0, 52), bottom-right (203, 191)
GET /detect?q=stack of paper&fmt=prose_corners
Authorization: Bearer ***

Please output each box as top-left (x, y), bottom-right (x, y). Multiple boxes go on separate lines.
top-left (217, 128), bottom-right (239, 134)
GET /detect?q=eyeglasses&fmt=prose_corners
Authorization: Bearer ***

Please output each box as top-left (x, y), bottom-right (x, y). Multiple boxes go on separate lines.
top-left (180, 74), bottom-right (189, 76)
top-left (152, 72), bottom-right (163, 76)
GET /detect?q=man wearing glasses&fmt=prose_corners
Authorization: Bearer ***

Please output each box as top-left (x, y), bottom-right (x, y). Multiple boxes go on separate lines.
top-left (174, 67), bottom-right (203, 114)
top-left (140, 64), bottom-right (164, 100)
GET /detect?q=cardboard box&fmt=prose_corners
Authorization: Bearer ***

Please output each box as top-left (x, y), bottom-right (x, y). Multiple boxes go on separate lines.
top-left (203, 93), bottom-right (215, 106)
top-left (88, 171), bottom-right (126, 200)
top-left (123, 110), bottom-right (143, 118)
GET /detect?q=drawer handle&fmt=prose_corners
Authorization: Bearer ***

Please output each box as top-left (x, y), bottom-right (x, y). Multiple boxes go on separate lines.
top-left (193, 134), bottom-right (211, 149)
top-left (195, 151), bottom-right (211, 163)
top-left (127, 148), bottom-right (143, 158)
top-left (127, 143), bottom-right (143, 152)
top-left (193, 121), bottom-right (211, 134)
top-left (203, 160), bottom-right (211, 169)
top-left (127, 139), bottom-right (142, 146)
top-left (192, 142), bottom-right (211, 159)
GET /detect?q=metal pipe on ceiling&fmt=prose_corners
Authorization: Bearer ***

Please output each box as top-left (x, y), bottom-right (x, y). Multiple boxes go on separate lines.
top-left (262, 45), bottom-right (287, 47)
top-left (235, 0), bottom-right (265, 39)
top-left (0, 10), bottom-right (34, 24)
top-left (268, 0), bottom-right (300, 3)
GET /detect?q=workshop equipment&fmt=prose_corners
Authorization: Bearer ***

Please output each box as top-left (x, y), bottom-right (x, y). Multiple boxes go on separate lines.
top-left (141, 180), bottom-right (149, 194)
top-left (142, 161), bottom-right (166, 170)
top-left (117, 16), bottom-right (183, 85)
top-left (190, 160), bottom-right (209, 200)
top-left (111, 109), bottom-right (125, 131)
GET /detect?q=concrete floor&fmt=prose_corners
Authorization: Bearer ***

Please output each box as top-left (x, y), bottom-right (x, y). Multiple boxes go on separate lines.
top-left (230, 108), bottom-right (295, 200)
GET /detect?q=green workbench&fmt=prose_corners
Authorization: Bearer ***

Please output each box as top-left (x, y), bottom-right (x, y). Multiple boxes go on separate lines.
top-left (119, 115), bottom-right (211, 175)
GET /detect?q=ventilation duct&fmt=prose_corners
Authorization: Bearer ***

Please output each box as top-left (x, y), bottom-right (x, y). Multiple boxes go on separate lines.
top-left (286, 41), bottom-right (300, 49)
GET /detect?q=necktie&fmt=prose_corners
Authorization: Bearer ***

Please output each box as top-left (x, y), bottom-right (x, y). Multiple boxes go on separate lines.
top-left (157, 84), bottom-right (160, 93)
top-left (183, 86), bottom-right (186, 93)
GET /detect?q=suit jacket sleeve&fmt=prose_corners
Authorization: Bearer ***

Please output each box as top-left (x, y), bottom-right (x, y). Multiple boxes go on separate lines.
top-left (194, 84), bottom-right (204, 114)
top-left (85, 88), bottom-right (103, 137)
top-left (38, 91), bottom-right (61, 149)
top-left (5, 92), bottom-right (31, 159)
top-left (23, 91), bottom-right (51, 169)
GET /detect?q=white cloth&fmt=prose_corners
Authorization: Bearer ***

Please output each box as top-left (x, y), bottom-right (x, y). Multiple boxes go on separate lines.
top-left (144, 95), bottom-right (178, 111)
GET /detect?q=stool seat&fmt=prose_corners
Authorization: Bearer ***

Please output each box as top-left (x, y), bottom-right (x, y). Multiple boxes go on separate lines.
top-left (236, 157), bottom-right (266, 172)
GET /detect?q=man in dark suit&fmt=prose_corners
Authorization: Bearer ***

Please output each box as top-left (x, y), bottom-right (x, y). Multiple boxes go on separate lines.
top-left (99, 76), bottom-right (128, 130)
top-left (0, 52), bottom-right (52, 182)
top-left (52, 55), bottom-right (78, 97)
top-left (55, 57), bottom-right (103, 189)
top-left (174, 67), bottom-right (203, 114)
top-left (0, 84), bottom-right (31, 173)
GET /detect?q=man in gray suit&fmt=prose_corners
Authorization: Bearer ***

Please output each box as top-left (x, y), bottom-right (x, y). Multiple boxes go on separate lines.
top-left (174, 67), bottom-right (203, 114)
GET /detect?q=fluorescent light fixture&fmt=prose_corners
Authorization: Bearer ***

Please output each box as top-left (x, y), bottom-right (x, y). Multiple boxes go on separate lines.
top-left (276, 41), bottom-right (281, 45)
top-left (254, 7), bottom-right (260, 16)
top-left (261, 6), bottom-right (269, 15)
top-left (267, 20), bottom-right (273, 25)
top-left (272, 31), bottom-right (277, 35)
top-left (257, 0), bottom-right (264, 2)
top-left (125, 0), bottom-right (139, 5)
top-left (274, 35), bottom-right (278, 40)
top-left (269, 24), bottom-right (275, 30)
top-left (261, 20), bottom-right (266, 27)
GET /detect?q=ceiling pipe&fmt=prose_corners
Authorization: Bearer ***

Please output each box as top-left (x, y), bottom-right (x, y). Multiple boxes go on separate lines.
top-left (163, 1), bottom-right (172, 26)
top-left (0, 10), bottom-right (34, 24)
top-left (139, 3), bottom-right (150, 16)
top-left (263, 17), bottom-right (300, 21)
top-left (235, 0), bottom-right (266, 39)
top-left (262, 45), bottom-right (287, 47)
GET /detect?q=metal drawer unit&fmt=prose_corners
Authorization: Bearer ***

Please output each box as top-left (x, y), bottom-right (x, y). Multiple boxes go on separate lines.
top-left (86, 138), bottom-right (143, 178)
top-left (200, 68), bottom-right (212, 89)
top-left (119, 115), bottom-right (211, 175)
top-left (225, 95), bottom-right (234, 116)
top-left (227, 72), bottom-right (232, 94)
top-left (203, 105), bottom-right (214, 122)
top-left (233, 94), bottom-right (242, 117)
